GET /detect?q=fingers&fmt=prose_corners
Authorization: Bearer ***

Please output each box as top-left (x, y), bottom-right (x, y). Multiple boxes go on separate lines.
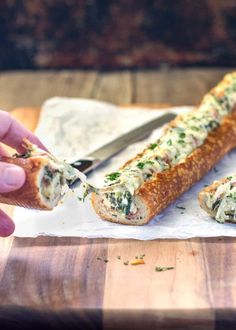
top-left (0, 209), bottom-right (15, 237)
top-left (0, 162), bottom-right (26, 193)
top-left (0, 110), bottom-right (48, 153)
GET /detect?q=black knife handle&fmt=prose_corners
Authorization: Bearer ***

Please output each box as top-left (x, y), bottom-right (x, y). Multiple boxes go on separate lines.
top-left (70, 159), bottom-right (94, 173)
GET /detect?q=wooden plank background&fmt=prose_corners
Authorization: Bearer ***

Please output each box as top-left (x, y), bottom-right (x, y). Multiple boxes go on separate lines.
top-left (0, 68), bottom-right (236, 329)
top-left (0, 68), bottom-right (232, 111)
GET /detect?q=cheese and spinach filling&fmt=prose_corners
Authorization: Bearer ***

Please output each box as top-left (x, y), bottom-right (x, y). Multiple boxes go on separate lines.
top-left (102, 73), bottom-right (236, 218)
top-left (205, 176), bottom-right (236, 223)
top-left (18, 141), bottom-right (82, 203)
top-left (20, 142), bottom-right (80, 186)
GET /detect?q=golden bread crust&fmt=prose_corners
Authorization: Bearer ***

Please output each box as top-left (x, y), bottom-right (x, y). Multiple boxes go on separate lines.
top-left (91, 194), bottom-right (148, 225)
top-left (92, 111), bottom-right (236, 225)
top-left (0, 156), bottom-right (52, 210)
top-left (198, 174), bottom-right (236, 222)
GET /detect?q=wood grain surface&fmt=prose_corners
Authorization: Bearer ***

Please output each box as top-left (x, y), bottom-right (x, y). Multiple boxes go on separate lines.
top-left (0, 69), bottom-right (236, 330)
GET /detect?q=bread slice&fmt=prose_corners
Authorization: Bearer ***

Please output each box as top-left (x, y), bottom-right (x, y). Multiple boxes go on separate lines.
top-left (92, 112), bottom-right (236, 225)
top-left (0, 140), bottom-right (79, 210)
top-left (199, 176), bottom-right (236, 223)
top-left (92, 72), bottom-right (236, 225)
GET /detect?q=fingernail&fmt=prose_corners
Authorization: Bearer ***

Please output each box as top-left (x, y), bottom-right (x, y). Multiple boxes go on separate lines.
top-left (3, 166), bottom-right (25, 188)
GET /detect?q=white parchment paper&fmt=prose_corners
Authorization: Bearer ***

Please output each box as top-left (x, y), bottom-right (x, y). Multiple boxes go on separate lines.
top-left (13, 97), bottom-right (236, 239)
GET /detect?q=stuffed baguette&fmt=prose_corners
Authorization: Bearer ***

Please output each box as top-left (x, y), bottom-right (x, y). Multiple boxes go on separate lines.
top-left (0, 140), bottom-right (80, 210)
top-left (92, 72), bottom-right (236, 225)
top-left (199, 175), bottom-right (236, 223)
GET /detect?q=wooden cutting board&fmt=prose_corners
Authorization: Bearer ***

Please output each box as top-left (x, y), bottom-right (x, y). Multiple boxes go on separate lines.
top-left (0, 106), bottom-right (236, 329)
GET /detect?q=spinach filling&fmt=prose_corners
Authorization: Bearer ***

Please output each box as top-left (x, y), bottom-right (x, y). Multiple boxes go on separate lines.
top-left (105, 191), bottom-right (132, 216)
top-left (103, 74), bottom-right (236, 217)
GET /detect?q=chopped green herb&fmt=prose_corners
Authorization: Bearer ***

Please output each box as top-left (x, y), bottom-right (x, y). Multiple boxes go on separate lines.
top-left (178, 140), bottom-right (185, 144)
top-left (137, 161), bottom-right (154, 169)
top-left (179, 132), bottom-right (186, 138)
top-left (190, 126), bottom-right (200, 131)
top-left (181, 211), bottom-right (185, 214)
top-left (137, 162), bottom-right (145, 169)
top-left (149, 143), bottom-right (158, 150)
top-left (146, 160), bottom-right (154, 165)
top-left (79, 183), bottom-right (98, 202)
top-left (176, 206), bottom-right (186, 210)
top-left (82, 189), bottom-right (89, 201)
top-left (140, 254), bottom-right (145, 259)
top-left (227, 176), bottom-right (233, 180)
top-left (167, 139), bottom-right (172, 146)
top-left (155, 266), bottom-right (174, 272)
top-left (106, 172), bottom-right (121, 181)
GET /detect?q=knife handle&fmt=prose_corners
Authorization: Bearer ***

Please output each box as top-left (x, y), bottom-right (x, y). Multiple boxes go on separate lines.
top-left (70, 158), bottom-right (93, 173)
top-left (70, 158), bottom-right (100, 174)
top-left (69, 158), bottom-right (100, 188)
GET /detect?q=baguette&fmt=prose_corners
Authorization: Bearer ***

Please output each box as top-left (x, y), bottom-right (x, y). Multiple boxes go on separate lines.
top-left (91, 72), bottom-right (236, 225)
top-left (0, 140), bottom-right (80, 210)
top-left (199, 175), bottom-right (236, 223)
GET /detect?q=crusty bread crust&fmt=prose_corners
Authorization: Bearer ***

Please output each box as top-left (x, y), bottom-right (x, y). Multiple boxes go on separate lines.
top-left (91, 193), bottom-right (150, 225)
top-left (198, 176), bottom-right (236, 223)
top-left (92, 110), bottom-right (236, 225)
top-left (0, 156), bottom-right (53, 210)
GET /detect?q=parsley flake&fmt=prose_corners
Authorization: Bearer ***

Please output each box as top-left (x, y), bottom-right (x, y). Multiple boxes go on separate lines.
top-left (106, 172), bottom-right (121, 181)
top-left (191, 126), bottom-right (200, 131)
top-left (155, 266), bottom-right (174, 272)
top-left (179, 132), bottom-right (186, 138)
top-left (137, 162), bottom-right (145, 169)
top-left (149, 143), bottom-right (158, 150)
top-left (137, 161), bottom-right (154, 169)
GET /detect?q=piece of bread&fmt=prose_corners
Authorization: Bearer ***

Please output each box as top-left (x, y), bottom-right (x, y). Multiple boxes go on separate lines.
top-left (199, 176), bottom-right (236, 223)
top-left (92, 72), bottom-right (236, 225)
top-left (0, 140), bottom-right (79, 210)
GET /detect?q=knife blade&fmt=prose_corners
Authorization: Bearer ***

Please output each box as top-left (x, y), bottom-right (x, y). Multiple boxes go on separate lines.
top-left (69, 112), bottom-right (176, 187)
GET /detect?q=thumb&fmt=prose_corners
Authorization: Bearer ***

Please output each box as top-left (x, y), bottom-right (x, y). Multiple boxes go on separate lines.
top-left (0, 162), bottom-right (26, 193)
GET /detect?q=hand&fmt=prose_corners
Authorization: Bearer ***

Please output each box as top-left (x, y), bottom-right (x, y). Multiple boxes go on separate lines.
top-left (0, 110), bottom-right (47, 237)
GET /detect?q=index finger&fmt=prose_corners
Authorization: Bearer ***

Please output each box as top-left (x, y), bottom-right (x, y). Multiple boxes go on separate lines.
top-left (0, 110), bottom-right (48, 153)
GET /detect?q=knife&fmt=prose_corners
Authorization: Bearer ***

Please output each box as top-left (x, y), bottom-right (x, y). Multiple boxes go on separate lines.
top-left (69, 112), bottom-right (176, 187)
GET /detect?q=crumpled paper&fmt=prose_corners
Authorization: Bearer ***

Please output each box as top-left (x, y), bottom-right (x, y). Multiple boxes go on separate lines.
top-left (13, 97), bottom-right (236, 239)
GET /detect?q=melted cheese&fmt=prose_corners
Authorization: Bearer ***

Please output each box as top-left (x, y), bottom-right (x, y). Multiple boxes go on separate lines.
top-left (103, 72), bottom-right (236, 217)
top-left (206, 176), bottom-right (236, 223)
